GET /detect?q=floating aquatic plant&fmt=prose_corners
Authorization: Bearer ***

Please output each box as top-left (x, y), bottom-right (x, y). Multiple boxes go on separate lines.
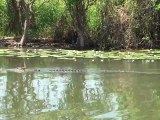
top-left (0, 49), bottom-right (160, 60)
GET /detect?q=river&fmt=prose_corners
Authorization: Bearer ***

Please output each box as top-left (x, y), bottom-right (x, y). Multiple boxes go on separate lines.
top-left (0, 56), bottom-right (160, 120)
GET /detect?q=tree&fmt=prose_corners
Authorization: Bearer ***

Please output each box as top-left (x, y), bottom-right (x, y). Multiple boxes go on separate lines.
top-left (18, 0), bottom-right (36, 47)
top-left (6, 0), bottom-right (36, 46)
top-left (6, 0), bottom-right (22, 35)
top-left (65, 0), bottom-right (95, 48)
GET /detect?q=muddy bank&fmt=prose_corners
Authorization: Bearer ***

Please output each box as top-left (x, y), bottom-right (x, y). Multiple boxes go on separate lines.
top-left (0, 37), bottom-right (74, 49)
top-left (1, 36), bottom-right (160, 50)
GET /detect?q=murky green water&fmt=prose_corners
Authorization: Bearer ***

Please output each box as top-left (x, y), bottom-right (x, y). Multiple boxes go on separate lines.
top-left (0, 56), bottom-right (160, 120)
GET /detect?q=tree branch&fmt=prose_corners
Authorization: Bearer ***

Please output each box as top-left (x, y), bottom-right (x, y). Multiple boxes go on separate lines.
top-left (28, 0), bottom-right (36, 5)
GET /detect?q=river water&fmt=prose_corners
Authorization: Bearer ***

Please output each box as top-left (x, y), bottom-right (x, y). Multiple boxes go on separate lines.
top-left (0, 56), bottom-right (160, 120)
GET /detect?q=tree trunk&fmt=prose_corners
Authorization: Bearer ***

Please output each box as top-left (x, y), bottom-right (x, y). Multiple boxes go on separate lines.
top-left (19, 18), bottom-right (29, 46)
top-left (6, 0), bottom-right (22, 34)
top-left (74, 1), bottom-right (88, 48)
top-left (75, 26), bottom-right (85, 48)
top-left (66, 0), bottom-right (89, 49)
top-left (18, 0), bottom-right (36, 47)
top-left (78, 30), bottom-right (85, 48)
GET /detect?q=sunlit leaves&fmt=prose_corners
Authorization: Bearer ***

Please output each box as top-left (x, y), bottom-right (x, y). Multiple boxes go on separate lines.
top-left (155, 4), bottom-right (160, 10)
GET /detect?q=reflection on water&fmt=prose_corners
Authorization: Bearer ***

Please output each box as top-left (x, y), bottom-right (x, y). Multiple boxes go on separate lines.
top-left (0, 57), bottom-right (160, 119)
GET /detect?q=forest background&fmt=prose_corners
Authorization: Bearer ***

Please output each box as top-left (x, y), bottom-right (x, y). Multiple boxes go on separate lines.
top-left (0, 0), bottom-right (160, 50)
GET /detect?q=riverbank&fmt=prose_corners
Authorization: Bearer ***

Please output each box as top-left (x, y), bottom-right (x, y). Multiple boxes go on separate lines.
top-left (1, 0), bottom-right (160, 50)
top-left (0, 37), bottom-right (74, 49)
top-left (1, 36), bottom-right (160, 50)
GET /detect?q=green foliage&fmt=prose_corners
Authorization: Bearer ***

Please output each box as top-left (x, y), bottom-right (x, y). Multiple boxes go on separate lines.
top-left (87, 5), bottom-right (101, 32)
top-left (33, 0), bottom-right (66, 37)
top-left (155, 4), bottom-right (160, 10)
top-left (66, 0), bottom-right (76, 5)
top-left (0, 0), bottom-right (160, 49)
top-left (0, 0), bottom-right (8, 36)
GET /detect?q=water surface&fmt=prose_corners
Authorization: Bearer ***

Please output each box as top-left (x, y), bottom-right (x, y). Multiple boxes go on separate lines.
top-left (0, 56), bottom-right (160, 120)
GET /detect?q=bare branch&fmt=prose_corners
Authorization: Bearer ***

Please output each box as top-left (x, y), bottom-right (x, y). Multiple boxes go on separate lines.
top-left (28, 0), bottom-right (36, 5)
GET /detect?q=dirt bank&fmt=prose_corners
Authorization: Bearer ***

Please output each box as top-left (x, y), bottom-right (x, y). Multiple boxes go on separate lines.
top-left (0, 37), bottom-right (73, 49)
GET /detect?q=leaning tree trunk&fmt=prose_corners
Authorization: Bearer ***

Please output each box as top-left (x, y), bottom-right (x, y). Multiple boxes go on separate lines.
top-left (19, 4), bottom-right (29, 46)
top-left (18, 0), bottom-right (35, 47)
top-left (19, 18), bottom-right (29, 46)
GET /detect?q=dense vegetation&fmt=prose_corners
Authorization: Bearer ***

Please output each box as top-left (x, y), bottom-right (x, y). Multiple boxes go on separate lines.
top-left (0, 0), bottom-right (160, 50)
